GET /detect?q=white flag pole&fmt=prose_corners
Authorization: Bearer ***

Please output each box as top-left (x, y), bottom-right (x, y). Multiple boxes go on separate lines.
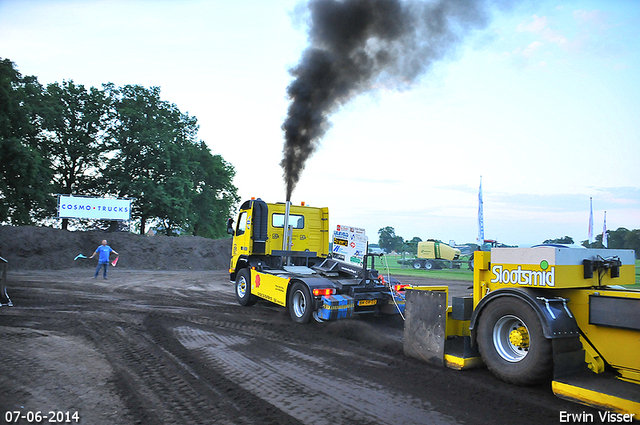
top-left (588, 197), bottom-right (594, 244)
top-left (477, 176), bottom-right (484, 247)
top-left (602, 211), bottom-right (608, 248)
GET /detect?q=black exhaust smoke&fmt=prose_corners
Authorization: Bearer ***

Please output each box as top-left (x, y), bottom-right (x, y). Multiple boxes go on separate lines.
top-left (281, 0), bottom-right (493, 201)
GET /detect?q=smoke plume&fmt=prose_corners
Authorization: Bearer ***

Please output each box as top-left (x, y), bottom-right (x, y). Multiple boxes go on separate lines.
top-left (281, 0), bottom-right (492, 201)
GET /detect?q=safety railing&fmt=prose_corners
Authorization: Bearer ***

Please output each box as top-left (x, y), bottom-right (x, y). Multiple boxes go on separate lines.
top-left (0, 256), bottom-right (12, 307)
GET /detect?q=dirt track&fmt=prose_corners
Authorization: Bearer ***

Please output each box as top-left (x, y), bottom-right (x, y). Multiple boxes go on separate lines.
top-left (0, 267), bottom-right (599, 425)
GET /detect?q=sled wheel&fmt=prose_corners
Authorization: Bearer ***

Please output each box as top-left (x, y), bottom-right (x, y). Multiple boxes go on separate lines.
top-left (477, 297), bottom-right (553, 386)
top-left (235, 268), bottom-right (256, 306)
top-left (424, 260), bottom-right (434, 270)
top-left (288, 282), bottom-right (313, 324)
top-left (412, 261), bottom-right (422, 270)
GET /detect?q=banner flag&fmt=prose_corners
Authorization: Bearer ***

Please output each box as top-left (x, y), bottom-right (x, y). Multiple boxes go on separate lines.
top-left (477, 176), bottom-right (484, 246)
top-left (588, 197), bottom-right (594, 244)
top-left (602, 211), bottom-right (608, 248)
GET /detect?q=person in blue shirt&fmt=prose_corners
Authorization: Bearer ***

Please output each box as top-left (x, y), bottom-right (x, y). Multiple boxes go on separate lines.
top-left (90, 239), bottom-right (119, 279)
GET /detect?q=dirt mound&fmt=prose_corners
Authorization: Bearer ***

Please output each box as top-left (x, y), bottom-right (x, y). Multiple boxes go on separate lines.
top-left (0, 226), bottom-right (232, 271)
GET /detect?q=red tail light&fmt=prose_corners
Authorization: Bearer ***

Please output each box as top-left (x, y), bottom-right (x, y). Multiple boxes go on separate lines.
top-left (313, 288), bottom-right (335, 296)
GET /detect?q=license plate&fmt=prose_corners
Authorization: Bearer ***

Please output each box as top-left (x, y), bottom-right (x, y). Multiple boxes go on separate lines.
top-left (358, 299), bottom-right (377, 306)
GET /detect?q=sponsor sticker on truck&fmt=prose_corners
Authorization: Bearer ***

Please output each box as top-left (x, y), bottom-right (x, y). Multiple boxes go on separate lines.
top-left (490, 262), bottom-right (555, 287)
top-left (333, 225), bottom-right (367, 265)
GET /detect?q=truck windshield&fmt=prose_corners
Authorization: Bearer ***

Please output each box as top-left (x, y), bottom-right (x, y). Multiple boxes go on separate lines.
top-left (272, 213), bottom-right (304, 229)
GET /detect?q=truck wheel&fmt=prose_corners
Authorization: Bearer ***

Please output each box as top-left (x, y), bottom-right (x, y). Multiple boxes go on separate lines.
top-left (235, 268), bottom-right (256, 306)
top-left (468, 253), bottom-right (474, 271)
top-left (288, 282), bottom-right (313, 324)
top-left (424, 260), bottom-right (434, 270)
top-left (476, 297), bottom-right (553, 386)
top-left (412, 261), bottom-right (422, 270)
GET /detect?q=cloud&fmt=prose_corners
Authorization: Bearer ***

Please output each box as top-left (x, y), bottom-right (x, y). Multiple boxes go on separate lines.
top-left (516, 14), bottom-right (548, 33)
top-left (520, 40), bottom-right (543, 57)
top-left (517, 15), bottom-right (567, 48)
top-left (540, 28), bottom-right (568, 46)
top-left (572, 9), bottom-right (609, 29)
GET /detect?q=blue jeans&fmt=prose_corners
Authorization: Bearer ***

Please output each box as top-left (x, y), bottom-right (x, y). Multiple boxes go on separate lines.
top-left (94, 262), bottom-right (109, 278)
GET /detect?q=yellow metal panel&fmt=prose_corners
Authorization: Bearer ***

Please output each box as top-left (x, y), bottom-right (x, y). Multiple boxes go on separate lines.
top-left (555, 288), bottom-right (640, 379)
top-left (265, 203), bottom-right (329, 257)
top-left (473, 251), bottom-right (491, 308)
top-left (251, 270), bottom-right (290, 307)
top-left (409, 285), bottom-right (449, 295)
top-left (488, 247), bottom-right (635, 289)
top-left (580, 335), bottom-right (606, 374)
top-left (552, 380), bottom-right (640, 416)
top-left (446, 316), bottom-right (471, 338)
top-left (444, 354), bottom-right (484, 371)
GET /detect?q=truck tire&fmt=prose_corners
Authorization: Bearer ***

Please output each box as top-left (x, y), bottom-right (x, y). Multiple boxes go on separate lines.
top-left (468, 253), bottom-right (474, 271)
top-left (288, 282), bottom-right (313, 324)
top-left (424, 260), bottom-right (434, 270)
top-left (476, 297), bottom-right (553, 386)
top-left (235, 268), bottom-right (256, 306)
top-left (412, 260), bottom-right (422, 270)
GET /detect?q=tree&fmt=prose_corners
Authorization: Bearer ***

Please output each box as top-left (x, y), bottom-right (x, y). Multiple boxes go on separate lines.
top-left (0, 58), bottom-right (53, 225)
top-left (185, 142), bottom-right (239, 238)
top-left (606, 227), bottom-right (630, 250)
top-left (378, 226), bottom-right (404, 253)
top-left (405, 237), bottom-right (422, 255)
top-left (581, 227), bottom-right (640, 257)
top-left (624, 230), bottom-right (640, 259)
top-left (39, 80), bottom-right (113, 229)
top-left (105, 85), bottom-right (239, 236)
top-left (543, 236), bottom-right (574, 245)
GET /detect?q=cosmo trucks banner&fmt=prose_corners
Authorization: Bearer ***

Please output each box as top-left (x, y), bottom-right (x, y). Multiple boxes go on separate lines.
top-left (58, 195), bottom-right (131, 221)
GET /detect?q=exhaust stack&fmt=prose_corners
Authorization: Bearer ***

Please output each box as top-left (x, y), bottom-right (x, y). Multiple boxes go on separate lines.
top-left (282, 200), bottom-right (292, 251)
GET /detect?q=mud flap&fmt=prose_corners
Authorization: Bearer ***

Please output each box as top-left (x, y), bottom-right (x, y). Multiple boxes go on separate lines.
top-left (403, 289), bottom-right (447, 367)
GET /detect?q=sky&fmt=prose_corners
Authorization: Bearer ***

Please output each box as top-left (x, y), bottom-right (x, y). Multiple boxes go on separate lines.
top-left (1, 0), bottom-right (639, 246)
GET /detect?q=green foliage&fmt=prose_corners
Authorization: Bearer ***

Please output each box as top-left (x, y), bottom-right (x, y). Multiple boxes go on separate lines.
top-left (543, 236), bottom-right (574, 244)
top-left (581, 228), bottom-right (640, 258)
top-left (38, 80), bottom-right (114, 229)
top-left (405, 236), bottom-right (422, 255)
top-left (377, 226), bottom-right (404, 253)
top-left (40, 80), bottom-right (113, 194)
top-left (185, 143), bottom-right (239, 238)
top-left (104, 85), bottom-right (238, 237)
top-left (0, 58), bottom-right (54, 224)
top-left (0, 58), bottom-right (239, 236)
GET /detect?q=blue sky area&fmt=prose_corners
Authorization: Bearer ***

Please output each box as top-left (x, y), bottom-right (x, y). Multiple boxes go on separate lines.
top-left (1, 0), bottom-right (638, 246)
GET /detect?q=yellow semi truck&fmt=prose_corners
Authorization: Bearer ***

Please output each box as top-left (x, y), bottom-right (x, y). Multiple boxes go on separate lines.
top-left (227, 198), bottom-right (406, 323)
top-left (404, 246), bottom-right (640, 416)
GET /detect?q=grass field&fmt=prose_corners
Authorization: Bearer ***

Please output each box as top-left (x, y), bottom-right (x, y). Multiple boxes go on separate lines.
top-left (379, 256), bottom-right (640, 288)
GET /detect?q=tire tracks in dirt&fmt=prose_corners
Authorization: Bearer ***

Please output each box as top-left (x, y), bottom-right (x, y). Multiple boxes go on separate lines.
top-left (1, 271), bottom-right (597, 425)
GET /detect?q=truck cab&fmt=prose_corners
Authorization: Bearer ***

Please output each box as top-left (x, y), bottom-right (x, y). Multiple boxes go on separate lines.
top-left (228, 198), bottom-right (329, 281)
top-left (227, 198), bottom-right (406, 324)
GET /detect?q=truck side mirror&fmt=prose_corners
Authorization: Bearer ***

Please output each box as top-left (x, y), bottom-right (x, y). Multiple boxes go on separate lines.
top-left (226, 218), bottom-right (235, 235)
